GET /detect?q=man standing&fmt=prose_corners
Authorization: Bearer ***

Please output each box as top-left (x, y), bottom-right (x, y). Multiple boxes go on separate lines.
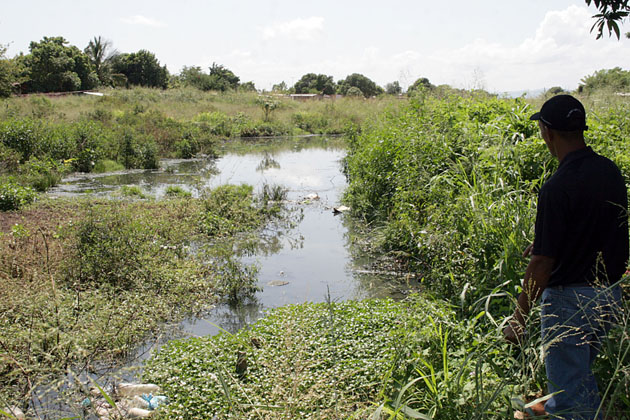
top-left (504, 95), bottom-right (628, 419)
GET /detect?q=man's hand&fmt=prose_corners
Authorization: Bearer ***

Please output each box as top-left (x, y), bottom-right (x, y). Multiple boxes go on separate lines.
top-left (503, 318), bottom-right (525, 345)
top-left (522, 243), bottom-right (534, 258)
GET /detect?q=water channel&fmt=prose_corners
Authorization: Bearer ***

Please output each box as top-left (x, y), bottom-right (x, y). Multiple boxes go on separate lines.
top-left (39, 135), bottom-right (415, 417)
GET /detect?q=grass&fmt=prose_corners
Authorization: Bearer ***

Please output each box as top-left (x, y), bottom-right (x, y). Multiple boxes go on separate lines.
top-left (0, 184), bottom-right (288, 416)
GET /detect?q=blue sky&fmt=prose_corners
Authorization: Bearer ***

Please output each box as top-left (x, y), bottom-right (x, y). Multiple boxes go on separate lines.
top-left (2, 0), bottom-right (630, 92)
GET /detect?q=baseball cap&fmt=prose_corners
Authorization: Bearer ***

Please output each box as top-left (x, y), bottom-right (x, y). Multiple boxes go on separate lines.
top-left (530, 94), bottom-right (588, 131)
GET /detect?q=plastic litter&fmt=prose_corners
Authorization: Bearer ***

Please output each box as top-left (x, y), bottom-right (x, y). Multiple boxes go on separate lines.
top-left (117, 383), bottom-right (161, 398)
top-left (128, 407), bottom-right (152, 418)
top-left (82, 383), bottom-right (168, 419)
top-left (1, 406), bottom-right (25, 420)
top-left (140, 394), bottom-right (168, 410)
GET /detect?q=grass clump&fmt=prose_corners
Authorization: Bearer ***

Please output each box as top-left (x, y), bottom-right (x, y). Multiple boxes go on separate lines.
top-left (93, 159), bottom-right (125, 173)
top-left (164, 185), bottom-right (192, 198)
top-left (119, 185), bottom-right (147, 198)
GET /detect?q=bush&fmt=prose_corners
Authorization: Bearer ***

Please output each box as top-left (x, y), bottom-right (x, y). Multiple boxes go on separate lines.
top-left (343, 95), bottom-right (548, 304)
top-left (198, 184), bottom-right (263, 236)
top-left (0, 180), bottom-right (36, 211)
top-left (0, 118), bottom-right (40, 162)
top-left (20, 157), bottom-right (65, 191)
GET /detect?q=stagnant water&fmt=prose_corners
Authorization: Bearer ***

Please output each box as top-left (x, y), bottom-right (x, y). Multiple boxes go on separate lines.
top-left (38, 136), bottom-right (415, 417)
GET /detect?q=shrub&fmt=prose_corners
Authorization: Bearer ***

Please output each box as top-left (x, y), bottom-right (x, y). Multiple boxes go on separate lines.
top-left (198, 184), bottom-right (263, 236)
top-left (193, 111), bottom-right (232, 137)
top-left (0, 118), bottom-right (40, 162)
top-left (20, 157), bottom-right (65, 191)
top-left (0, 180), bottom-right (36, 211)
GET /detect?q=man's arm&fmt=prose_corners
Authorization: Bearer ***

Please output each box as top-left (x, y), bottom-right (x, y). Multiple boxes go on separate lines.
top-left (504, 253), bottom-right (555, 344)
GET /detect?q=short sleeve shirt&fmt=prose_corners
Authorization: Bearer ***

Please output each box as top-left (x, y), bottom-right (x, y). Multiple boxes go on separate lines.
top-left (532, 147), bottom-right (629, 286)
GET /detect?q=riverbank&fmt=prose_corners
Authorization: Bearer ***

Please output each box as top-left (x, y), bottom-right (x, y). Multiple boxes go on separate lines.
top-left (0, 186), bottom-right (285, 415)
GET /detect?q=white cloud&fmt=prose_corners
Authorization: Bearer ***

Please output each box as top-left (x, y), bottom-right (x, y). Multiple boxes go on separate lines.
top-left (121, 15), bottom-right (167, 28)
top-left (261, 17), bottom-right (324, 41)
top-left (393, 5), bottom-right (630, 91)
top-left (183, 5), bottom-right (630, 93)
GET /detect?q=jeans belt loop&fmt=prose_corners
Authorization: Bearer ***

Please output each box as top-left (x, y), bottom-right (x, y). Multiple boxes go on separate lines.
top-left (557, 285), bottom-right (564, 292)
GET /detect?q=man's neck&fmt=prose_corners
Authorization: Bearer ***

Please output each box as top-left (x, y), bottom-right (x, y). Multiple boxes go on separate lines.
top-left (556, 141), bottom-right (587, 163)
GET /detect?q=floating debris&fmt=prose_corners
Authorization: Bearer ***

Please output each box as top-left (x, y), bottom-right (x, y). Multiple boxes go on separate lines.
top-left (267, 280), bottom-right (290, 287)
top-left (332, 205), bottom-right (350, 214)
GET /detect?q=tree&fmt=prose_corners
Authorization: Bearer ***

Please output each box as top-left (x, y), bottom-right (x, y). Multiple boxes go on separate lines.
top-left (0, 44), bottom-right (13, 97)
top-left (272, 81), bottom-right (288, 93)
top-left (27, 36), bottom-right (97, 92)
top-left (84, 36), bottom-right (118, 85)
top-left (406, 77), bottom-right (434, 95)
top-left (240, 81), bottom-right (257, 92)
top-left (578, 67), bottom-right (630, 92)
top-left (346, 86), bottom-right (363, 97)
top-left (585, 0), bottom-right (630, 39)
top-left (111, 50), bottom-right (169, 88)
top-left (293, 73), bottom-right (335, 95)
top-left (385, 81), bottom-right (402, 95)
top-left (209, 63), bottom-right (240, 90)
top-left (178, 64), bottom-right (240, 92)
top-left (337, 73), bottom-right (384, 98)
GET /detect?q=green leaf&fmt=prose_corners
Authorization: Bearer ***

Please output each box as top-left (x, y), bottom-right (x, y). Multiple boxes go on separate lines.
top-left (89, 378), bottom-right (120, 417)
top-left (0, 408), bottom-right (16, 419)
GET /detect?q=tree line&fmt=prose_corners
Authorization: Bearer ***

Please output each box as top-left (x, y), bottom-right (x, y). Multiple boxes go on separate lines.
top-left (0, 35), bottom-right (432, 99)
top-left (2, 32), bottom-right (629, 99)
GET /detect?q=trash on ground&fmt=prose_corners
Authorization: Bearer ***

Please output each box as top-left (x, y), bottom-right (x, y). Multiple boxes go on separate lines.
top-left (83, 383), bottom-right (168, 420)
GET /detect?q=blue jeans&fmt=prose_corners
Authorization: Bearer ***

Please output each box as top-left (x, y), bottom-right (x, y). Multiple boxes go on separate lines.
top-left (541, 284), bottom-right (622, 420)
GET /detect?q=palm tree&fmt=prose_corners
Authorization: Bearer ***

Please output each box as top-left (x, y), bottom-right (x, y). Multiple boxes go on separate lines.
top-left (84, 36), bottom-right (118, 85)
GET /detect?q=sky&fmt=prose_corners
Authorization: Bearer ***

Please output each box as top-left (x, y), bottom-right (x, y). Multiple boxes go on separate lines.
top-left (2, 0), bottom-right (630, 93)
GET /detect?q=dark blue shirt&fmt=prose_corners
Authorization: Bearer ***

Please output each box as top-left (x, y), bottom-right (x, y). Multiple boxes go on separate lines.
top-left (533, 146), bottom-right (629, 286)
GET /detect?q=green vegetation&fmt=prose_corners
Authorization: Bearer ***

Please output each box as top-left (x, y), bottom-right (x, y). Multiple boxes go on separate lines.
top-left (337, 73), bottom-right (384, 98)
top-left (142, 91), bottom-right (630, 419)
top-left (0, 88), bottom-right (392, 210)
top-left (110, 50), bottom-right (169, 89)
top-left (294, 73), bottom-right (336, 95)
top-left (0, 180), bottom-right (36, 210)
top-left (0, 182), bottom-right (286, 413)
top-left (342, 92), bottom-right (630, 416)
top-left (579, 66), bottom-right (630, 93)
top-left (144, 297), bottom-right (481, 420)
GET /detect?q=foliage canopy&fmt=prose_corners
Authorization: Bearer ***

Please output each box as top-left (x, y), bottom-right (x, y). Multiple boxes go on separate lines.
top-left (337, 73), bottom-right (384, 98)
top-left (111, 49), bottom-right (169, 88)
top-left (293, 73), bottom-right (336, 95)
top-left (27, 36), bottom-right (97, 93)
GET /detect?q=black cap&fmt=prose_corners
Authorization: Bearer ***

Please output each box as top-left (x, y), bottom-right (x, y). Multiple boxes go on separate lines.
top-left (530, 94), bottom-right (588, 131)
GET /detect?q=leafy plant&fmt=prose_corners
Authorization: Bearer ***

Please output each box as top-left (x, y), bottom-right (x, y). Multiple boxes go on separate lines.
top-left (0, 180), bottom-right (36, 211)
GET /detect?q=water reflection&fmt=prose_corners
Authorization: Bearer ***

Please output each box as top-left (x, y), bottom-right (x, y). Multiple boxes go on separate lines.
top-left (39, 136), bottom-right (417, 415)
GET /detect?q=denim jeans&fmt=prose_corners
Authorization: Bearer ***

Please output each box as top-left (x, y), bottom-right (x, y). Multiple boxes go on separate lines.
top-left (541, 284), bottom-right (623, 420)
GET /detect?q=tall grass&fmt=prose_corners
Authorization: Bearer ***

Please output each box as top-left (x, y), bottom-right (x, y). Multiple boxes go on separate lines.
top-left (343, 92), bottom-right (630, 417)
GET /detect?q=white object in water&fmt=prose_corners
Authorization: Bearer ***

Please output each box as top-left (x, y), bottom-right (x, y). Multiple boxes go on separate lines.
top-left (332, 205), bottom-right (350, 214)
top-left (305, 193), bottom-right (319, 200)
top-left (131, 395), bottom-right (150, 409)
top-left (2, 407), bottom-right (25, 419)
top-left (128, 407), bottom-right (152, 418)
top-left (117, 383), bottom-right (161, 397)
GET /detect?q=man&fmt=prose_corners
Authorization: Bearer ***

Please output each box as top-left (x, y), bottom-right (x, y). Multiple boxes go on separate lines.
top-left (503, 95), bottom-right (628, 419)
